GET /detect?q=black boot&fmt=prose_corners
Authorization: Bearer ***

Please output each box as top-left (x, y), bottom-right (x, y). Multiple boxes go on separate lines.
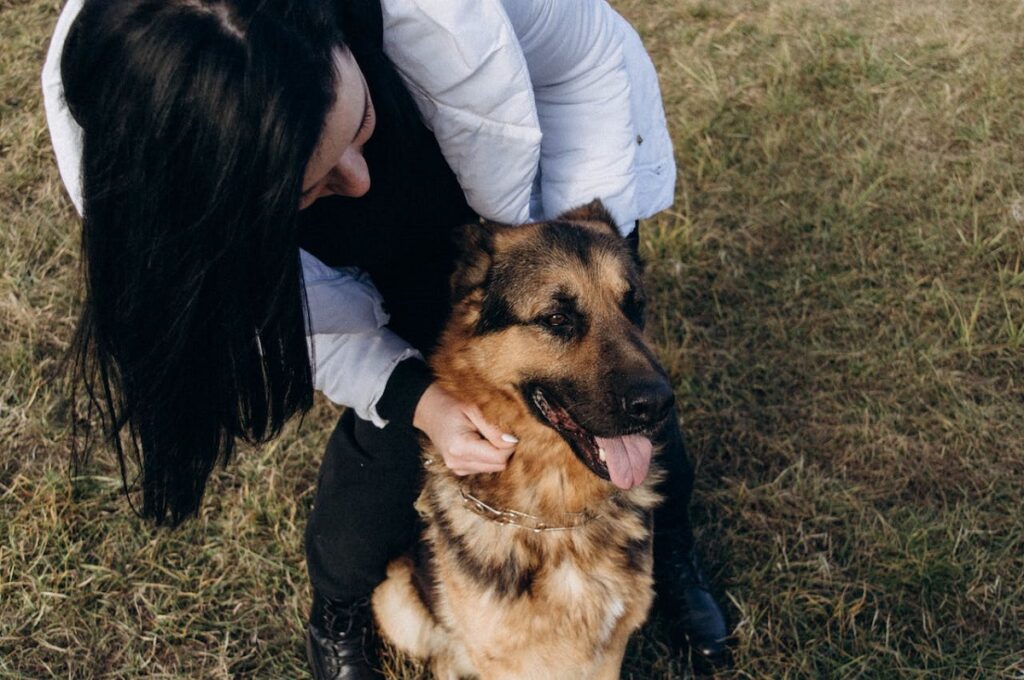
top-left (306, 592), bottom-right (382, 680)
top-left (654, 534), bottom-right (732, 672)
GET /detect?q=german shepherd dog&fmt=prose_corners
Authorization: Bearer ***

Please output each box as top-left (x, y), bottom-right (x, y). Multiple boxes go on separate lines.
top-left (372, 201), bottom-right (675, 679)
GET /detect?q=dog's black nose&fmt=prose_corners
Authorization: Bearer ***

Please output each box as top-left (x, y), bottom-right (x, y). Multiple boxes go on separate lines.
top-left (621, 380), bottom-right (675, 425)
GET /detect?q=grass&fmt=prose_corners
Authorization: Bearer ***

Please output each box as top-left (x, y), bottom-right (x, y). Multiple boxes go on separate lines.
top-left (2, 0), bottom-right (1023, 677)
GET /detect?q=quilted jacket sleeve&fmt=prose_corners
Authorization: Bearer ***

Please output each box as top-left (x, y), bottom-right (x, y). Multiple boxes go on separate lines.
top-left (380, 0), bottom-right (542, 225)
top-left (301, 252), bottom-right (425, 427)
top-left (500, 0), bottom-right (675, 233)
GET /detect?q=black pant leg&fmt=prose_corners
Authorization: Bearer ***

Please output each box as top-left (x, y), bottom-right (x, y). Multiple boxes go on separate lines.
top-left (652, 412), bottom-right (696, 552)
top-left (305, 410), bottom-right (424, 603)
top-left (628, 220), bottom-right (697, 553)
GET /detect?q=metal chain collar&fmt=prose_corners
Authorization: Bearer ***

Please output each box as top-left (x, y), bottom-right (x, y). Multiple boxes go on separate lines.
top-left (457, 483), bottom-right (598, 533)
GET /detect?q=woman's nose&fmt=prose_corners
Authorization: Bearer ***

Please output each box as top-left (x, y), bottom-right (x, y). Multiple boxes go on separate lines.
top-left (326, 147), bottom-right (370, 198)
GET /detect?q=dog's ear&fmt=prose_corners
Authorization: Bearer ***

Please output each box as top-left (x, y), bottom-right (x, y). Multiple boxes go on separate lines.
top-left (557, 199), bottom-right (619, 237)
top-left (450, 221), bottom-right (499, 302)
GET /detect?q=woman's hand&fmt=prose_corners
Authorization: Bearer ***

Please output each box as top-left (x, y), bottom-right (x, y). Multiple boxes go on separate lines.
top-left (413, 383), bottom-right (516, 476)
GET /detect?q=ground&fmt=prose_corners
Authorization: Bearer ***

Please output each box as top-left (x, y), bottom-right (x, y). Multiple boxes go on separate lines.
top-left (1, 0), bottom-right (1022, 677)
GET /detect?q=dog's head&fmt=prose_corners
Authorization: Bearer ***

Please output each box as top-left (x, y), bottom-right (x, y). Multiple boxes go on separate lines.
top-left (443, 200), bottom-right (674, 489)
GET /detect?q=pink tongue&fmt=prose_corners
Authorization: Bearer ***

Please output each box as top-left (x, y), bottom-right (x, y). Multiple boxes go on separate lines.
top-left (594, 435), bottom-right (653, 490)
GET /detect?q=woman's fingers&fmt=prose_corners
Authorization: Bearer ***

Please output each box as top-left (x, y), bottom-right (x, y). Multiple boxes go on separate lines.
top-left (463, 405), bottom-right (518, 451)
top-left (412, 382), bottom-right (517, 476)
top-left (442, 428), bottom-right (513, 473)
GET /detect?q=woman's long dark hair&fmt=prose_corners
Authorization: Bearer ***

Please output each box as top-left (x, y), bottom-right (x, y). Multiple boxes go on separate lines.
top-left (61, 0), bottom-right (350, 525)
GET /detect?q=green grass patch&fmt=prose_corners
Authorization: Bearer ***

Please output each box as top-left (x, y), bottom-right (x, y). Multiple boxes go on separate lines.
top-left (2, 0), bottom-right (1023, 677)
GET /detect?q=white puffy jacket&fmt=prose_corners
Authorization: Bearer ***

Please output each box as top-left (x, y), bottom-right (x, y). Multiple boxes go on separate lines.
top-left (42, 0), bottom-right (676, 426)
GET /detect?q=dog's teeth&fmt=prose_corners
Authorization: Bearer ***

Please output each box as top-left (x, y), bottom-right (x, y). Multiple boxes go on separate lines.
top-left (598, 447), bottom-right (606, 462)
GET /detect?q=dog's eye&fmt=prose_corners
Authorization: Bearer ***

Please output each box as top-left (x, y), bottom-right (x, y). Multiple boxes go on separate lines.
top-left (537, 307), bottom-right (586, 340)
top-left (544, 313), bottom-right (571, 327)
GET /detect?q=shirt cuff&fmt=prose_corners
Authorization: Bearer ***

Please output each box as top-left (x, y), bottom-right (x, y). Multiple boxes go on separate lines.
top-left (375, 357), bottom-right (435, 427)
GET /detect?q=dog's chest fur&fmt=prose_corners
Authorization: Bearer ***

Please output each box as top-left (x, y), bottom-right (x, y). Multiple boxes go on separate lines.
top-left (407, 445), bottom-right (659, 678)
top-left (372, 423), bottom-right (663, 679)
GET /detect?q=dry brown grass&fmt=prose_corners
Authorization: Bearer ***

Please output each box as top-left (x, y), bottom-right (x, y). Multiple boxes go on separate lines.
top-left (2, 0), bottom-right (1023, 677)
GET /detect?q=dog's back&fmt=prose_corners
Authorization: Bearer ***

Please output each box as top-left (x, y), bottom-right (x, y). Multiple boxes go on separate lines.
top-left (373, 202), bottom-right (671, 679)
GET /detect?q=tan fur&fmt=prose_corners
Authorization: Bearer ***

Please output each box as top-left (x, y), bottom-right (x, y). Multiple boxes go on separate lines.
top-left (373, 210), bottom-right (664, 679)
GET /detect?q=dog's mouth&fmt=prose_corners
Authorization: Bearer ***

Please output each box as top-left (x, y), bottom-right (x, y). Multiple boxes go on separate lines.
top-left (527, 385), bottom-right (652, 490)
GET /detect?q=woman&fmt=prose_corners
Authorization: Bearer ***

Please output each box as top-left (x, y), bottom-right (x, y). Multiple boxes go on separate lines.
top-left (43, 0), bottom-right (729, 676)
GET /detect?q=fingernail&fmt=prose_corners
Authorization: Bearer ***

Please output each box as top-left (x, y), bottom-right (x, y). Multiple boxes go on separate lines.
top-left (501, 433), bottom-right (519, 444)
